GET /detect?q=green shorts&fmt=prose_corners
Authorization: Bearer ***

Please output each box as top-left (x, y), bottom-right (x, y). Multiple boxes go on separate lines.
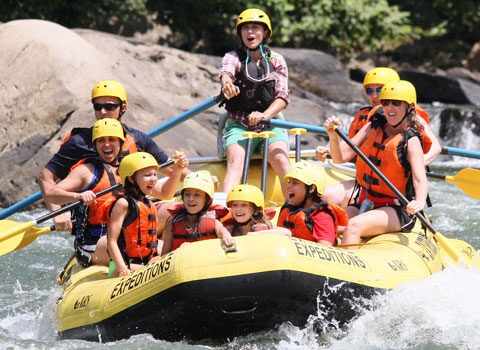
top-left (223, 120), bottom-right (289, 156)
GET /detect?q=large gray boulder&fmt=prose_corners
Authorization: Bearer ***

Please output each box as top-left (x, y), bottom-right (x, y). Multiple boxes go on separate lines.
top-left (0, 20), bottom-right (352, 207)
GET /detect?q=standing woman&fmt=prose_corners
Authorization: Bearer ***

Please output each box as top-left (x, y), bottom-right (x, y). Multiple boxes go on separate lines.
top-left (325, 80), bottom-right (430, 248)
top-left (220, 8), bottom-right (291, 198)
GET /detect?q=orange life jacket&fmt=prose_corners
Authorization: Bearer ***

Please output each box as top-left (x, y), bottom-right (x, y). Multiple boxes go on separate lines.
top-left (220, 208), bottom-right (276, 236)
top-left (355, 125), bottom-right (432, 203)
top-left (277, 201), bottom-right (348, 242)
top-left (71, 161), bottom-right (122, 241)
top-left (118, 196), bottom-right (158, 260)
top-left (168, 203), bottom-right (229, 250)
top-left (348, 106), bottom-right (373, 138)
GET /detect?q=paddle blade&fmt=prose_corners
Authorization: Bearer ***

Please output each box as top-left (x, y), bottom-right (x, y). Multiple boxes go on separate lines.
top-left (0, 221), bottom-right (53, 256)
top-left (446, 168), bottom-right (480, 199)
top-left (0, 220), bottom-right (35, 242)
top-left (15, 225), bottom-right (54, 251)
top-left (435, 231), bottom-right (477, 268)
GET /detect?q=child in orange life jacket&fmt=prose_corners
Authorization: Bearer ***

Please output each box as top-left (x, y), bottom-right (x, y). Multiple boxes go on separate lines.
top-left (277, 161), bottom-right (348, 246)
top-left (324, 80), bottom-right (429, 249)
top-left (161, 172), bottom-right (236, 255)
top-left (108, 152), bottom-right (163, 277)
top-left (222, 184), bottom-right (291, 236)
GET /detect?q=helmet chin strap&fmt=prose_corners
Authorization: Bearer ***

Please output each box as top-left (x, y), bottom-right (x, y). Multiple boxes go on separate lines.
top-left (392, 106), bottom-right (414, 128)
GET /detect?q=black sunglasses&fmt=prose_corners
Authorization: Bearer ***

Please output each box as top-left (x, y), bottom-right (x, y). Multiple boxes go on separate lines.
top-left (380, 99), bottom-right (402, 107)
top-left (93, 102), bottom-right (122, 111)
top-left (365, 87), bottom-right (383, 96)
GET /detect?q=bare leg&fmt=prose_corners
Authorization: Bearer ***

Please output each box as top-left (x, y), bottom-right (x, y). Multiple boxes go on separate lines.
top-left (322, 179), bottom-right (356, 207)
top-left (90, 235), bottom-right (110, 266)
top-left (341, 206), bottom-right (401, 249)
top-left (267, 140), bottom-right (290, 199)
top-left (222, 143), bottom-right (246, 194)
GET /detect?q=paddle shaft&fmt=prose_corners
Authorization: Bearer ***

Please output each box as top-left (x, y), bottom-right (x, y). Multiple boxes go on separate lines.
top-left (260, 119), bottom-right (480, 160)
top-left (147, 94), bottom-right (223, 138)
top-left (242, 138), bottom-right (254, 184)
top-left (333, 128), bottom-right (438, 234)
top-left (34, 183), bottom-right (122, 225)
top-left (441, 146), bottom-right (480, 159)
top-left (0, 95), bottom-right (223, 220)
top-left (30, 158), bottom-right (173, 225)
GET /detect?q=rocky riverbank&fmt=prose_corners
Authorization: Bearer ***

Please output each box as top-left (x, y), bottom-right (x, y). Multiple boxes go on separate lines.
top-left (0, 19), bottom-right (478, 207)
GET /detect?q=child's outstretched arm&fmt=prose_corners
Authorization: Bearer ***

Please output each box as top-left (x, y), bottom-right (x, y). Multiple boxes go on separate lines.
top-left (107, 198), bottom-right (130, 276)
top-left (152, 151), bottom-right (189, 200)
top-left (215, 219), bottom-right (236, 247)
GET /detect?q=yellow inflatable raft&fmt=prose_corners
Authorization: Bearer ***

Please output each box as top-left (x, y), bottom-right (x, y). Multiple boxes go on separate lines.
top-left (55, 161), bottom-right (478, 342)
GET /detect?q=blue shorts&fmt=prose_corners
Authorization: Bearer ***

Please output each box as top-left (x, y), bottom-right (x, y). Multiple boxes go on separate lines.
top-left (223, 120), bottom-right (288, 156)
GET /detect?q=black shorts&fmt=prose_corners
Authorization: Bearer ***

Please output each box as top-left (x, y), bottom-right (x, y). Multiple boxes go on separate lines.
top-left (349, 204), bottom-right (417, 232)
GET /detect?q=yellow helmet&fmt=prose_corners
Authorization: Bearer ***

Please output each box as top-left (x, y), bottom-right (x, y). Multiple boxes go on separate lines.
top-left (92, 118), bottom-right (125, 143)
top-left (284, 161), bottom-right (326, 196)
top-left (119, 152), bottom-right (158, 184)
top-left (236, 8), bottom-right (272, 38)
top-left (181, 172), bottom-right (214, 199)
top-left (227, 184), bottom-right (264, 209)
top-left (380, 80), bottom-right (417, 105)
top-left (363, 67), bottom-right (400, 88)
top-left (91, 80), bottom-right (128, 108)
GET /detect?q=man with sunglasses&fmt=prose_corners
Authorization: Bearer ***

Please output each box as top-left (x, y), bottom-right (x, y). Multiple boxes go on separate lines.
top-left (38, 80), bottom-right (186, 232)
top-left (219, 8), bottom-right (291, 198)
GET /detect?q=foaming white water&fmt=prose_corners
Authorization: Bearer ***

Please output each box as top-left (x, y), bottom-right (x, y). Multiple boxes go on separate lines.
top-left (271, 265), bottom-right (480, 350)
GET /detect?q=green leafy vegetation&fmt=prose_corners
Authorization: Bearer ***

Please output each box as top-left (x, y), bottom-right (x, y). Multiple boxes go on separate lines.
top-left (1, 0), bottom-right (479, 65)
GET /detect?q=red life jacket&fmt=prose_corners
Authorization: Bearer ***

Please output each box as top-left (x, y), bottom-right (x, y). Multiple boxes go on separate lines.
top-left (277, 201), bottom-right (348, 242)
top-left (355, 124), bottom-right (432, 204)
top-left (168, 203), bottom-right (229, 250)
top-left (118, 196), bottom-right (158, 260)
top-left (348, 106), bottom-right (373, 138)
top-left (220, 209), bottom-right (276, 236)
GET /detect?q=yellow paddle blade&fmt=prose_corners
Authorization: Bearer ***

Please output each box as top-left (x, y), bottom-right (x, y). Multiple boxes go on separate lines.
top-left (0, 219), bottom-right (35, 256)
top-left (445, 168), bottom-right (480, 199)
top-left (434, 231), bottom-right (476, 268)
top-left (15, 225), bottom-right (53, 251)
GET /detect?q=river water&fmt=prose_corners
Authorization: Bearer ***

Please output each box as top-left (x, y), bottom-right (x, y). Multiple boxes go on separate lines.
top-left (1, 104), bottom-right (479, 350)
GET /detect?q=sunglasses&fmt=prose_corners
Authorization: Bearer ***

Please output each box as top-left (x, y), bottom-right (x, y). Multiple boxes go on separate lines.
top-left (93, 102), bottom-right (122, 111)
top-left (380, 99), bottom-right (403, 107)
top-left (365, 87), bottom-right (383, 95)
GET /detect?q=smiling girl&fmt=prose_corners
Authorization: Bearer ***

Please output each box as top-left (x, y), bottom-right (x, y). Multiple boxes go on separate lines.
top-left (222, 184), bottom-right (290, 236)
top-left (277, 161), bottom-right (348, 246)
top-left (107, 152), bottom-right (185, 277)
top-left (161, 172), bottom-right (235, 255)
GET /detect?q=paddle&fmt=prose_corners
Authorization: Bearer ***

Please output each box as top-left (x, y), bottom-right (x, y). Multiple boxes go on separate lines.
top-left (259, 119), bottom-right (480, 160)
top-left (0, 183), bottom-right (121, 256)
top-left (331, 127), bottom-right (467, 265)
top-left (0, 94), bottom-right (224, 220)
top-left (441, 146), bottom-right (480, 159)
top-left (427, 168), bottom-right (480, 199)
